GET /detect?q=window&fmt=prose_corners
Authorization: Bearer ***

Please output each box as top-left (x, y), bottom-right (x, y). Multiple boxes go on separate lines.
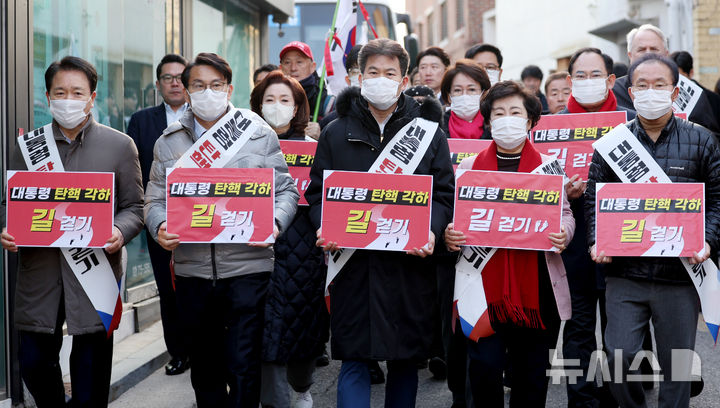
top-left (456, 0), bottom-right (465, 30)
top-left (441, 2), bottom-right (448, 40)
top-left (427, 12), bottom-right (434, 45)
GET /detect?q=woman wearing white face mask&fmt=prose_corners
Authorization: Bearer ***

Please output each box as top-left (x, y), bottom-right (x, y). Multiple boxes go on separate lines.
top-left (250, 71), bottom-right (327, 408)
top-left (444, 81), bottom-right (574, 407)
top-left (440, 59), bottom-right (492, 139)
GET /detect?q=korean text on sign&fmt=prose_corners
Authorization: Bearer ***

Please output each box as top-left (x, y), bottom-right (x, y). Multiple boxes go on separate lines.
top-left (530, 111), bottom-right (627, 180)
top-left (320, 170), bottom-right (433, 251)
top-left (453, 169), bottom-right (564, 250)
top-left (595, 182), bottom-right (704, 257)
top-left (447, 139), bottom-right (492, 171)
top-left (279, 140), bottom-right (317, 206)
top-left (166, 167), bottom-right (275, 244)
top-left (6, 171), bottom-right (115, 247)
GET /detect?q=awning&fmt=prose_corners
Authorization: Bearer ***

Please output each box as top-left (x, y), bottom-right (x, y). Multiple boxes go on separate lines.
top-left (261, 0), bottom-right (294, 19)
top-left (589, 18), bottom-right (640, 42)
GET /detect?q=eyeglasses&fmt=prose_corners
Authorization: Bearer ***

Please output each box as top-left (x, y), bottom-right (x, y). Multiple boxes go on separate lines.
top-left (632, 83), bottom-right (674, 91)
top-left (482, 64), bottom-right (500, 71)
top-left (188, 81), bottom-right (228, 93)
top-left (159, 74), bottom-right (182, 84)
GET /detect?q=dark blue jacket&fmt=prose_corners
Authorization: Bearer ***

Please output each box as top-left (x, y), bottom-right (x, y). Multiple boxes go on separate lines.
top-left (127, 104), bottom-right (167, 189)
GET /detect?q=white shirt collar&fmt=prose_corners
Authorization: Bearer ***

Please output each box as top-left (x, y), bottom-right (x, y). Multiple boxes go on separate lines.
top-left (193, 118), bottom-right (207, 140)
top-left (165, 102), bottom-right (188, 125)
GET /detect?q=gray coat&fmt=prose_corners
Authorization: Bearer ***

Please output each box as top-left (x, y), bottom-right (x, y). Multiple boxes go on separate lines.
top-left (1, 118), bottom-right (144, 335)
top-left (144, 107), bottom-right (298, 279)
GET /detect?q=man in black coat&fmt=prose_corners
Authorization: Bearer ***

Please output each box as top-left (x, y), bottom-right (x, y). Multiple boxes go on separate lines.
top-left (306, 38), bottom-right (454, 406)
top-left (586, 54), bottom-right (720, 408)
top-left (126, 54), bottom-right (190, 375)
top-left (613, 24), bottom-right (720, 135)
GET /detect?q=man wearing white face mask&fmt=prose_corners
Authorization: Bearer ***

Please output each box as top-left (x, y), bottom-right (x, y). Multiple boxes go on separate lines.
top-left (306, 38), bottom-right (455, 406)
top-left (1, 56), bottom-right (144, 408)
top-left (465, 43), bottom-right (504, 87)
top-left (559, 46), bottom-right (636, 408)
top-left (613, 24), bottom-right (720, 135)
top-left (144, 53), bottom-right (299, 407)
top-left (586, 53), bottom-right (720, 408)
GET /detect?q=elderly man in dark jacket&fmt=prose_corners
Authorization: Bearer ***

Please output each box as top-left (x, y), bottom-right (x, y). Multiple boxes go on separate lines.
top-left (1, 56), bottom-right (144, 408)
top-left (306, 38), bottom-right (454, 406)
top-left (585, 54), bottom-right (720, 408)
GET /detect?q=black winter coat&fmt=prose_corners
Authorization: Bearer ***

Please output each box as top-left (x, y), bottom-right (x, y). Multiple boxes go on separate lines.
top-left (262, 128), bottom-right (329, 363)
top-left (585, 116), bottom-right (720, 283)
top-left (306, 87), bottom-right (455, 361)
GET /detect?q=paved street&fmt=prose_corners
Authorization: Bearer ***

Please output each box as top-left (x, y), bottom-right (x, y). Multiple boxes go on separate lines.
top-left (110, 318), bottom-right (719, 407)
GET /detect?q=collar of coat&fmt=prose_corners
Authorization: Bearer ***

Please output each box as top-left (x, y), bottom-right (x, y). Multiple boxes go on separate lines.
top-left (335, 86), bottom-right (443, 124)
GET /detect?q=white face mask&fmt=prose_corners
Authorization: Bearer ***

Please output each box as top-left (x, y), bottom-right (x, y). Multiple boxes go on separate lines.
top-left (262, 102), bottom-right (295, 129)
top-left (486, 69), bottom-right (501, 86)
top-left (490, 116), bottom-right (529, 150)
top-left (450, 94), bottom-right (481, 122)
top-left (349, 74), bottom-right (361, 88)
top-left (49, 98), bottom-right (90, 129)
top-left (572, 78), bottom-right (608, 104)
top-left (632, 88), bottom-right (674, 120)
top-left (361, 76), bottom-right (401, 110)
top-left (190, 88), bottom-right (229, 121)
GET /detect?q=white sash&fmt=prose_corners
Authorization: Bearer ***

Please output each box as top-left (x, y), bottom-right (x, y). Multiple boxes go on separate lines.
top-left (453, 158), bottom-right (566, 340)
top-left (174, 108), bottom-right (259, 169)
top-left (593, 124), bottom-right (720, 343)
top-left (17, 124), bottom-right (121, 334)
top-left (324, 118), bottom-right (439, 299)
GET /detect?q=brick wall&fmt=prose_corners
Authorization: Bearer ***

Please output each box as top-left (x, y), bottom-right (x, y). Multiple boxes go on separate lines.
top-left (693, 0), bottom-right (720, 90)
top-left (405, 0), bottom-right (495, 63)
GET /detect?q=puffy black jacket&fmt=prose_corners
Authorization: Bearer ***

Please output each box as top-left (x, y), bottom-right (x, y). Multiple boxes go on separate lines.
top-left (306, 87), bottom-right (454, 361)
top-left (262, 128), bottom-right (329, 363)
top-left (584, 115), bottom-right (720, 283)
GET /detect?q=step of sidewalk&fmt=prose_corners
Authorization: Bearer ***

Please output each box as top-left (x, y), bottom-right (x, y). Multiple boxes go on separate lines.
top-left (108, 320), bottom-right (169, 402)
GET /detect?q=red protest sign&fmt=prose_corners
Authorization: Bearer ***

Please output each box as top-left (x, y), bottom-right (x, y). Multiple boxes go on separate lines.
top-left (279, 140), bottom-right (316, 206)
top-left (595, 183), bottom-right (704, 257)
top-left (166, 168), bottom-right (275, 243)
top-left (530, 112), bottom-right (627, 179)
top-left (6, 171), bottom-right (114, 247)
top-left (447, 139), bottom-right (492, 171)
top-left (321, 170), bottom-right (433, 251)
top-left (453, 170), bottom-right (564, 250)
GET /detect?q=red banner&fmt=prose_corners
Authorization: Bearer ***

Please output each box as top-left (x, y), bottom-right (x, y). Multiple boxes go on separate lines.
top-left (279, 140), bottom-right (317, 206)
top-left (447, 139), bottom-right (492, 171)
top-left (530, 111), bottom-right (627, 179)
top-left (166, 168), bottom-right (275, 243)
top-left (453, 170), bottom-right (564, 250)
top-left (321, 170), bottom-right (433, 251)
top-left (595, 182), bottom-right (704, 257)
top-left (6, 171), bottom-right (114, 247)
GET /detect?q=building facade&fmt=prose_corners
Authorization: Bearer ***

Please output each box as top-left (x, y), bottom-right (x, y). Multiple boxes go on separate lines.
top-left (1, 0), bottom-right (292, 404)
top-left (405, 0), bottom-right (495, 62)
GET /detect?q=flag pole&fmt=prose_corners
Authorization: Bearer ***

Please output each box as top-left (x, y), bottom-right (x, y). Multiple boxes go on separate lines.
top-left (313, 0), bottom-right (342, 122)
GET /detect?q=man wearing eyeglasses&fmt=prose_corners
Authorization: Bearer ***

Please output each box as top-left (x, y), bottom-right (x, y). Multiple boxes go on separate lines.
top-left (127, 54), bottom-right (191, 377)
top-left (144, 52), bottom-right (298, 407)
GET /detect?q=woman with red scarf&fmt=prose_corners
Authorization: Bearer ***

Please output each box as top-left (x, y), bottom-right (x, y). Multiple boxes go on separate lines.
top-left (440, 59), bottom-right (492, 139)
top-left (445, 81), bottom-right (574, 407)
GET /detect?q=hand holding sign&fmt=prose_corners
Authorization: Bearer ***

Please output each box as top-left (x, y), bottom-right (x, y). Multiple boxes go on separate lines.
top-left (316, 228), bottom-right (339, 252)
top-left (407, 231), bottom-right (435, 257)
top-left (158, 222), bottom-right (180, 251)
top-left (444, 223), bottom-right (466, 252)
top-left (1, 228), bottom-right (17, 252)
top-left (104, 226), bottom-right (124, 254)
top-left (690, 242), bottom-right (711, 265)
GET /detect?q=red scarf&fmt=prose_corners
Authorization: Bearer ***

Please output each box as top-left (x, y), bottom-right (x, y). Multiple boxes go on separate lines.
top-left (448, 110), bottom-right (485, 139)
top-left (471, 141), bottom-right (545, 329)
top-left (566, 90), bottom-right (618, 113)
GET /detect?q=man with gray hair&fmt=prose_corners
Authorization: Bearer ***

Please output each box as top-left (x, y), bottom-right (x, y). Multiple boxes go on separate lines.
top-left (614, 24), bottom-right (719, 134)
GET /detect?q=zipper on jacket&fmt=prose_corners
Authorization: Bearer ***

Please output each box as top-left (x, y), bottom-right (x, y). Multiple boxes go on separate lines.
top-left (210, 243), bottom-right (218, 286)
top-left (347, 138), bottom-right (378, 151)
